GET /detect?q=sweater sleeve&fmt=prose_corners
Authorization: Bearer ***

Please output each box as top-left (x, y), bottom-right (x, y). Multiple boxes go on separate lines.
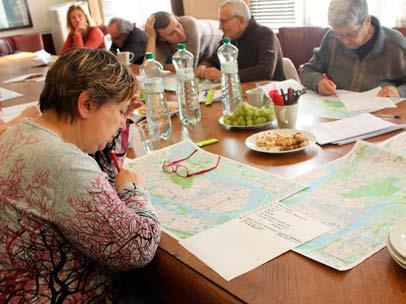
top-left (72, 28), bottom-right (105, 49)
top-left (61, 34), bottom-right (73, 54)
top-left (122, 28), bottom-right (148, 64)
top-left (54, 154), bottom-right (161, 271)
top-left (300, 31), bottom-right (333, 91)
top-left (239, 28), bottom-right (281, 82)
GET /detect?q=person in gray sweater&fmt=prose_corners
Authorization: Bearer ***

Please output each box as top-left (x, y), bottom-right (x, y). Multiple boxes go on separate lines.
top-left (300, 0), bottom-right (406, 98)
top-left (144, 11), bottom-right (223, 68)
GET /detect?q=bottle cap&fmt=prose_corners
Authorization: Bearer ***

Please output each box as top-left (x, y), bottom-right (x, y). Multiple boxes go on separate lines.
top-left (177, 43), bottom-right (186, 50)
top-left (223, 37), bottom-right (231, 44)
top-left (145, 52), bottom-right (154, 60)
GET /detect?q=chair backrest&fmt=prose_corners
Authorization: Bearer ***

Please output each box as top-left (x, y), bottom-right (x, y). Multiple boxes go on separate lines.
top-left (0, 37), bottom-right (16, 56)
top-left (393, 27), bottom-right (406, 36)
top-left (278, 26), bottom-right (328, 71)
top-left (11, 33), bottom-right (44, 52)
top-left (282, 57), bottom-right (300, 82)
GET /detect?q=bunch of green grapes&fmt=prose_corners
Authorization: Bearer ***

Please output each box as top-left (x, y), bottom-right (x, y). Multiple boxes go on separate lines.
top-left (223, 102), bottom-right (275, 126)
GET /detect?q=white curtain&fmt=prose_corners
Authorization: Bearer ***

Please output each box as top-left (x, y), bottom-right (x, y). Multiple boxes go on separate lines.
top-left (302, 0), bottom-right (406, 27)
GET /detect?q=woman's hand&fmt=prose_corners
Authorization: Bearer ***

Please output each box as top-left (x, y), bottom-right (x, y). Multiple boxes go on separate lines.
top-left (115, 168), bottom-right (145, 191)
top-left (74, 19), bottom-right (88, 35)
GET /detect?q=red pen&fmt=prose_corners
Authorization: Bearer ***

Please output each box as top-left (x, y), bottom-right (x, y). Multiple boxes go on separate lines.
top-left (109, 151), bottom-right (121, 172)
top-left (322, 73), bottom-right (337, 96)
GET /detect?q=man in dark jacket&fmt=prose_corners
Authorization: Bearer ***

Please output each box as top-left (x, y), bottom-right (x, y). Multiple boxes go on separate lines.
top-left (195, 0), bottom-right (285, 82)
top-left (108, 17), bottom-right (147, 64)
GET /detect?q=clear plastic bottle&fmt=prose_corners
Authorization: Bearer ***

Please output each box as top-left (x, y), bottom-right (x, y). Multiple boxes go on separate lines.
top-left (217, 37), bottom-right (242, 115)
top-left (140, 52), bottom-right (172, 140)
top-left (172, 43), bottom-right (201, 126)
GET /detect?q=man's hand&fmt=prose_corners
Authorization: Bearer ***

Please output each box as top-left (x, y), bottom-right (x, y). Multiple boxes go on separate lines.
top-left (203, 67), bottom-right (221, 82)
top-left (317, 78), bottom-right (337, 96)
top-left (144, 16), bottom-right (157, 39)
top-left (195, 65), bottom-right (207, 78)
top-left (377, 86), bottom-right (400, 98)
top-left (124, 95), bottom-right (143, 118)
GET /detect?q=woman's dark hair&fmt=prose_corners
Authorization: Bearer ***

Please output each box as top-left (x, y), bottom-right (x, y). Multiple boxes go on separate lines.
top-left (39, 48), bottom-right (136, 123)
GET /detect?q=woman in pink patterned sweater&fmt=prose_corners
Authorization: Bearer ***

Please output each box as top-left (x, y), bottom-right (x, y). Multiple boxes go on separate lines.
top-left (0, 48), bottom-right (161, 303)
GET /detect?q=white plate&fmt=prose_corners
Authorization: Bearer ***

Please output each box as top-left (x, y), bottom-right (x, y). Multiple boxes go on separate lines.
top-left (387, 237), bottom-right (406, 269)
top-left (245, 129), bottom-right (316, 154)
top-left (218, 116), bottom-right (276, 130)
top-left (389, 217), bottom-right (406, 258)
top-left (132, 101), bottom-right (178, 118)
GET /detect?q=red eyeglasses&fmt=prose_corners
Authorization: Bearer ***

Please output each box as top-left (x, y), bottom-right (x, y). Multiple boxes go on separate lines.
top-left (162, 149), bottom-right (221, 178)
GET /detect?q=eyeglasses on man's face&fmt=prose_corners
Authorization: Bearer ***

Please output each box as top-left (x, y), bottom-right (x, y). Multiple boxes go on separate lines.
top-left (333, 19), bottom-right (366, 41)
top-left (219, 15), bottom-right (238, 25)
top-left (162, 149), bottom-right (221, 178)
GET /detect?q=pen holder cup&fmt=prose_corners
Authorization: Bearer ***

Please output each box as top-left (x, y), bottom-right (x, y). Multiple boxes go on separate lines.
top-left (274, 103), bottom-right (298, 129)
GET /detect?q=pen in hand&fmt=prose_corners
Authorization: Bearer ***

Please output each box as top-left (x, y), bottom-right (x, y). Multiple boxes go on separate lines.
top-left (322, 73), bottom-right (337, 96)
top-left (109, 151), bottom-right (121, 172)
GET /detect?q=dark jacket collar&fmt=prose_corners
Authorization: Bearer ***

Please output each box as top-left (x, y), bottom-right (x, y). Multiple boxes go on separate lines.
top-left (234, 18), bottom-right (258, 42)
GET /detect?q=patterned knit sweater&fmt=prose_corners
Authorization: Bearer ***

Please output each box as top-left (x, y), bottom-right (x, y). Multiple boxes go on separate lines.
top-left (0, 120), bottom-right (161, 303)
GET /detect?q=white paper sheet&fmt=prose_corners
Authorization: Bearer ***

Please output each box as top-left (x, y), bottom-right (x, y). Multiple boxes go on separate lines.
top-left (181, 202), bottom-right (331, 281)
top-left (0, 101), bottom-right (38, 122)
top-left (32, 49), bottom-right (52, 66)
top-left (0, 87), bottom-right (23, 102)
top-left (3, 73), bottom-right (45, 83)
top-left (302, 113), bottom-right (405, 145)
top-left (337, 87), bottom-right (396, 112)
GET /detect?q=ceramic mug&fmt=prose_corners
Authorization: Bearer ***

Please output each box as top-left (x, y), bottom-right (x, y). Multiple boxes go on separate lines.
top-left (117, 51), bottom-right (134, 65)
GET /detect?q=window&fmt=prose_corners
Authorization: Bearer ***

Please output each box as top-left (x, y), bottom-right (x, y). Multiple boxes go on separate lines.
top-left (249, 0), bottom-right (298, 29)
top-left (102, 0), bottom-right (172, 26)
top-left (249, 0), bottom-right (406, 29)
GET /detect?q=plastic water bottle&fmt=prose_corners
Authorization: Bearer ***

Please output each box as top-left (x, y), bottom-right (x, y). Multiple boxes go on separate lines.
top-left (172, 43), bottom-right (201, 126)
top-left (217, 38), bottom-right (242, 115)
top-left (140, 52), bottom-right (172, 140)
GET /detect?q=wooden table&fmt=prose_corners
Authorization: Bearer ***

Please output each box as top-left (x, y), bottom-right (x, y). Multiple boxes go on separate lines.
top-left (1, 56), bottom-right (405, 304)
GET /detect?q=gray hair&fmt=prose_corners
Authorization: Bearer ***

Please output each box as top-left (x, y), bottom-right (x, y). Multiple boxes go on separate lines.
top-left (220, 0), bottom-right (251, 21)
top-left (328, 0), bottom-right (369, 28)
top-left (108, 17), bottom-right (134, 34)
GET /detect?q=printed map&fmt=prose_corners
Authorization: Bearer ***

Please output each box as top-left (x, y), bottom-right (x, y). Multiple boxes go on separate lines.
top-left (125, 140), bottom-right (306, 239)
top-left (282, 141), bottom-right (406, 270)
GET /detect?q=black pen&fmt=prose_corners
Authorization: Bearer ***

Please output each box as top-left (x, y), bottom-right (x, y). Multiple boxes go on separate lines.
top-left (376, 114), bottom-right (401, 119)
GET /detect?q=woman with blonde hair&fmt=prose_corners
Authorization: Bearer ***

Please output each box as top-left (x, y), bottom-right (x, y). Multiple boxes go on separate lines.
top-left (61, 4), bottom-right (105, 53)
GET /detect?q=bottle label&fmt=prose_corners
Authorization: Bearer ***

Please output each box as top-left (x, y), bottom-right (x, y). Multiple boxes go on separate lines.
top-left (176, 67), bottom-right (195, 81)
top-left (221, 62), bottom-right (238, 74)
top-left (144, 77), bottom-right (163, 94)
